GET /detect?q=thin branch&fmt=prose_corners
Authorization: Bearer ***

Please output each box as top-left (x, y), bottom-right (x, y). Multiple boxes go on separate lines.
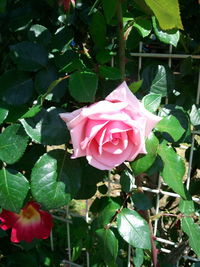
top-left (116, 0), bottom-right (126, 81)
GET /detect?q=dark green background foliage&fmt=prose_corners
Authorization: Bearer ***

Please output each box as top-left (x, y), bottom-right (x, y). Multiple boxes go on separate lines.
top-left (0, 0), bottom-right (200, 266)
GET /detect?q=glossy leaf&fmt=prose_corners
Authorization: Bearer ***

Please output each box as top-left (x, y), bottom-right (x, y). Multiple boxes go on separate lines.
top-left (152, 17), bottom-right (180, 47)
top-left (155, 115), bottom-right (185, 142)
top-left (144, 0), bottom-right (183, 30)
top-left (52, 26), bottom-right (73, 52)
top-left (31, 149), bottom-right (81, 209)
top-left (190, 105), bottom-right (200, 126)
top-left (131, 132), bottom-right (159, 176)
top-left (0, 168), bottom-right (29, 213)
top-left (90, 11), bottom-right (106, 48)
top-left (158, 143), bottom-right (187, 198)
top-left (117, 208), bottom-right (151, 249)
top-left (99, 66), bottom-right (121, 80)
top-left (55, 50), bottom-right (84, 73)
top-left (20, 107), bottom-right (69, 145)
top-left (141, 64), bottom-right (174, 97)
top-left (181, 217), bottom-right (200, 257)
top-left (10, 41), bottom-right (48, 71)
top-left (142, 93), bottom-right (162, 113)
top-left (75, 159), bottom-right (106, 199)
top-left (0, 102), bottom-right (8, 124)
top-left (134, 18), bottom-right (152, 37)
top-left (131, 193), bottom-right (153, 210)
top-left (179, 199), bottom-right (195, 215)
top-left (35, 66), bottom-right (66, 101)
top-left (95, 197), bottom-right (121, 228)
top-left (28, 24), bottom-right (51, 47)
top-left (101, 0), bottom-right (118, 24)
top-left (96, 50), bottom-right (112, 64)
top-left (96, 228), bottom-right (118, 265)
top-left (0, 70), bottom-right (33, 106)
top-left (0, 124), bottom-right (29, 164)
top-left (69, 71), bottom-right (98, 102)
top-left (133, 248), bottom-right (144, 267)
top-left (129, 80), bottom-right (143, 93)
top-left (120, 169), bottom-right (135, 193)
top-left (21, 105), bottom-right (42, 119)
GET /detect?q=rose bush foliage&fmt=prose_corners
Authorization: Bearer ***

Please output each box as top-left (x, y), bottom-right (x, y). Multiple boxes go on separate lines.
top-left (0, 0), bottom-right (200, 266)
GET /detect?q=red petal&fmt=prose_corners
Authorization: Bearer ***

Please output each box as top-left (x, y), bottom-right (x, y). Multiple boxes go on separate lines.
top-left (0, 209), bottom-right (19, 230)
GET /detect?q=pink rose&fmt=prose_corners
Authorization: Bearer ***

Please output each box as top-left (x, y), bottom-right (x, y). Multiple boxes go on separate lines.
top-left (60, 82), bottom-right (161, 170)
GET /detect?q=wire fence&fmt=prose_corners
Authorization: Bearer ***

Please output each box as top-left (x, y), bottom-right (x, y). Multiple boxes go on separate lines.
top-left (52, 42), bottom-right (200, 267)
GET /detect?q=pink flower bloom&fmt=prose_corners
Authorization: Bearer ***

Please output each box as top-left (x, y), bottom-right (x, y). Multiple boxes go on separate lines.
top-left (60, 82), bottom-right (161, 170)
top-left (59, 0), bottom-right (75, 11)
top-left (0, 201), bottom-right (53, 243)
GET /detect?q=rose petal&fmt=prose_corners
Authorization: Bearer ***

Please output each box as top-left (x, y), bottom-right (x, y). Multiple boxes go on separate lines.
top-left (106, 81), bottom-right (162, 136)
top-left (82, 100), bottom-right (128, 118)
top-left (87, 139), bottom-right (134, 170)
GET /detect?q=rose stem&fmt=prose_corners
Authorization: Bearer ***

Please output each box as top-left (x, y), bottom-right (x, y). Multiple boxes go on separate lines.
top-left (116, 0), bottom-right (126, 81)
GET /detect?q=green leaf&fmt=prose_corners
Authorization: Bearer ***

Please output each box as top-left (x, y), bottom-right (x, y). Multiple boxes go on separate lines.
top-left (72, 240), bottom-right (82, 262)
top-left (31, 149), bottom-right (81, 209)
top-left (179, 199), bottom-right (195, 216)
top-left (134, 18), bottom-right (152, 38)
top-left (181, 217), bottom-right (200, 257)
top-left (35, 66), bottom-right (66, 102)
top-left (93, 197), bottom-right (121, 228)
top-left (144, 0), bottom-right (183, 30)
top-left (10, 41), bottom-right (48, 71)
top-left (129, 80), bottom-right (143, 93)
top-left (98, 197), bottom-right (120, 227)
top-left (159, 105), bottom-right (191, 143)
top-left (158, 143), bottom-right (187, 198)
top-left (101, 0), bottom-right (118, 24)
top-left (155, 115), bottom-right (185, 142)
top-left (142, 93), bottom-right (162, 113)
top-left (133, 248), bottom-right (144, 267)
top-left (131, 132), bottom-right (159, 176)
top-left (117, 208), bottom-right (151, 249)
top-left (96, 228), bottom-right (118, 265)
top-left (21, 105), bottom-right (42, 119)
top-left (0, 102), bottom-right (9, 124)
top-left (75, 158), bottom-right (106, 199)
top-left (120, 169), bottom-right (135, 193)
top-left (96, 50), bottom-right (112, 64)
top-left (132, 193), bottom-right (153, 210)
top-left (190, 105), bottom-right (200, 126)
top-left (54, 50), bottom-right (85, 73)
top-left (69, 71), bottom-right (98, 102)
top-left (0, 168), bottom-right (29, 213)
top-left (52, 26), bottom-right (73, 53)
top-left (99, 66), bottom-right (121, 80)
top-left (0, 0), bottom-right (6, 13)
top-left (152, 17), bottom-right (180, 47)
top-left (20, 107), bottom-right (69, 145)
top-left (28, 24), bottom-right (52, 47)
top-left (0, 124), bottom-right (29, 164)
top-left (141, 64), bottom-right (174, 97)
top-left (0, 70), bottom-right (34, 106)
top-left (90, 11), bottom-right (106, 48)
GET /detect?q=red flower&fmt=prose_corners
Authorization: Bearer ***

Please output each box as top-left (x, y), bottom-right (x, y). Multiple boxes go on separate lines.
top-left (0, 201), bottom-right (53, 243)
top-left (59, 0), bottom-right (76, 11)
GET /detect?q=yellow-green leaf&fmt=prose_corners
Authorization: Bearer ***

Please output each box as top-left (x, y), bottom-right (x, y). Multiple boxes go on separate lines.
top-left (144, 0), bottom-right (183, 30)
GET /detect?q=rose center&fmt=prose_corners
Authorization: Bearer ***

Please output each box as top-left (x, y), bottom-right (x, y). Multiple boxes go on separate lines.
top-left (111, 137), bottom-right (119, 145)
